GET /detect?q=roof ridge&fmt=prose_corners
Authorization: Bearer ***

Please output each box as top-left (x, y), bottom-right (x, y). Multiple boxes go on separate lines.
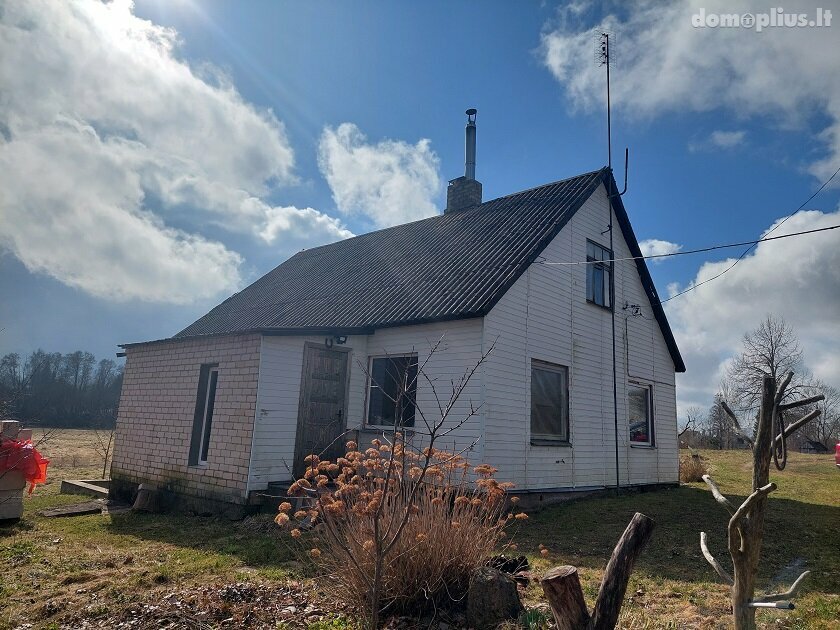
top-left (289, 167), bottom-right (607, 259)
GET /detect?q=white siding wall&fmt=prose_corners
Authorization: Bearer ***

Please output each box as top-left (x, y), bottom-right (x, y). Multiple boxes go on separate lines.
top-left (483, 183), bottom-right (678, 490)
top-left (249, 319), bottom-right (485, 491)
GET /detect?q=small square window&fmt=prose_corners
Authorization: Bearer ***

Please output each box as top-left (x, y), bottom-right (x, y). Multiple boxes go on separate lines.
top-left (366, 355), bottom-right (418, 427)
top-left (530, 361), bottom-right (570, 443)
top-left (628, 383), bottom-right (654, 445)
top-left (586, 240), bottom-right (612, 308)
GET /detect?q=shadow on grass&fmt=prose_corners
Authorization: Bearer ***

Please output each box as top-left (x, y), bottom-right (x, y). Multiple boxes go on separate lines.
top-left (517, 485), bottom-right (839, 593)
top-left (104, 511), bottom-right (300, 575)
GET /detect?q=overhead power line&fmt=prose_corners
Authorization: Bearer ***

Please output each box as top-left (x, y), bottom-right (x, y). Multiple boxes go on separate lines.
top-left (535, 164), bottom-right (840, 304)
top-left (660, 164), bottom-right (840, 303)
top-left (536, 223), bottom-right (840, 267)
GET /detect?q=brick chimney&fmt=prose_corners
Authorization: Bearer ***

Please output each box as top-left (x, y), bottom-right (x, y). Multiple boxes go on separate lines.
top-left (445, 108), bottom-right (482, 213)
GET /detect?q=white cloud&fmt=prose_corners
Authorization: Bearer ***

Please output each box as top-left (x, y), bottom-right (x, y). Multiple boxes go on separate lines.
top-left (638, 238), bottom-right (682, 262)
top-left (318, 123), bottom-right (442, 228)
top-left (0, 0), bottom-right (349, 302)
top-left (540, 1), bottom-right (840, 181)
top-left (710, 130), bottom-right (746, 148)
top-left (666, 210), bottom-right (840, 409)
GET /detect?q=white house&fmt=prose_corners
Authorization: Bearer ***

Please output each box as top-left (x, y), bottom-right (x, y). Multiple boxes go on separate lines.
top-left (111, 116), bottom-right (685, 514)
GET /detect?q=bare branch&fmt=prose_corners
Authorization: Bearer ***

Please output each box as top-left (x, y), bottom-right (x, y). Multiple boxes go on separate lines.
top-left (730, 483), bottom-right (776, 529)
top-left (775, 408), bottom-right (821, 446)
top-left (720, 401), bottom-right (755, 447)
top-left (778, 394), bottom-right (824, 411)
top-left (775, 371), bottom-right (794, 405)
top-left (753, 571), bottom-right (810, 603)
top-left (700, 532), bottom-right (734, 585)
top-left (702, 475), bottom-right (735, 514)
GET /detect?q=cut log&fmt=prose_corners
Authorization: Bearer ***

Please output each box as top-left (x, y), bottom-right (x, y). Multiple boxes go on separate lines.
top-left (589, 512), bottom-right (656, 630)
top-left (541, 566), bottom-right (590, 630)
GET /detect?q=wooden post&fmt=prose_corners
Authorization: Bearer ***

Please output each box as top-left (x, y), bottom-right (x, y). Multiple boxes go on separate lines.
top-left (541, 512), bottom-right (654, 630)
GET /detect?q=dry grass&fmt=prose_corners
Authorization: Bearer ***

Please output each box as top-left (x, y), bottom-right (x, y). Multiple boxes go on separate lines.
top-left (2, 433), bottom-right (838, 629)
top-left (679, 451), bottom-right (708, 483)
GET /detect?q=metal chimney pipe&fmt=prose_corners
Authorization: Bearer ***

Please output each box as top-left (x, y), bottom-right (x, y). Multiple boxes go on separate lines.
top-left (465, 108), bottom-right (477, 180)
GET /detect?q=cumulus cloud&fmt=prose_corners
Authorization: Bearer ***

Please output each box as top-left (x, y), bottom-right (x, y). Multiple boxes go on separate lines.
top-left (665, 210), bottom-right (840, 411)
top-left (318, 123), bottom-right (442, 228)
top-left (0, 0), bottom-right (349, 302)
top-left (639, 239), bottom-right (682, 262)
top-left (540, 0), bottom-right (840, 181)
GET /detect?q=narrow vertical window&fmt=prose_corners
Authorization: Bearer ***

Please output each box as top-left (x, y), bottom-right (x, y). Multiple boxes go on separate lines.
top-left (628, 382), bottom-right (653, 445)
top-left (189, 364), bottom-right (219, 465)
top-left (586, 240), bottom-right (613, 308)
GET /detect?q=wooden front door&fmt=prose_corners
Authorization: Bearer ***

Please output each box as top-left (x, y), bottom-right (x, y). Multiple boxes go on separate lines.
top-left (293, 344), bottom-right (350, 478)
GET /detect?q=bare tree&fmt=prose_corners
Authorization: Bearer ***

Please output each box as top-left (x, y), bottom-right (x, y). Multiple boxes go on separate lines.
top-left (678, 406), bottom-right (705, 448)
top-left (798, 379), bottom-right (839, 450)
top-left (724, 316), bottom-right (804, 422)
top-left (91, 426), bottom-right (115, 479)
top-left (700, 372), bottom-right (823, 629)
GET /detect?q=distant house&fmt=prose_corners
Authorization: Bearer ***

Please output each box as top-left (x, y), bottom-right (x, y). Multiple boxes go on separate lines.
top-left (800, 439), bottom-right (828, 454)
top-left (111, 114), bottom-right (685, 514)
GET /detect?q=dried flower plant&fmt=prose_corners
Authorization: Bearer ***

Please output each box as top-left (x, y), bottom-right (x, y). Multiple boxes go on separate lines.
top-left (277, 337), bottom-right (524, 628)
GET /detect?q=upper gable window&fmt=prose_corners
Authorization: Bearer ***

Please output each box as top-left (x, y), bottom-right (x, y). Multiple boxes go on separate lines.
top-left (586, 240), bottom-right (613, 309)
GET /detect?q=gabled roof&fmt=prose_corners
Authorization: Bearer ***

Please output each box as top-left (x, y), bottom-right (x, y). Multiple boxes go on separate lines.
top-left (164, 168), bottom-right (684, 371)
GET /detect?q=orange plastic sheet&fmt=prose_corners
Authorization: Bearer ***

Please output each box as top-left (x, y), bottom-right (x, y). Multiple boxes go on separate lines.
top-left (0, 438), bottom-right (50, 494)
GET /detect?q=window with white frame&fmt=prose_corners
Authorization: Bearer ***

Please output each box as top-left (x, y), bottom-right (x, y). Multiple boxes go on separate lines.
top-left (366, 355), bottom-right (418, 427)
top-left (189, 364), bottom-right (219, 465)
top-left (586, 240), bottom-right (613, 308)
top-left (530, 360), bottom-right (570, 443)
top-left (628, 382), bottom-right (653, 445)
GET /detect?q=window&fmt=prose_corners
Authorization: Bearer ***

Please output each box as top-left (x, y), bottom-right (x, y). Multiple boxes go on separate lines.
top-left (366, 355), bottom-right (418, 427)
top-left (189, 364), bottom-right (219, 465)
top-left (530, 360), bottom-right (570, 443)
top-left (628, 382), bottom-right (653, 445)
top-left (586, 240), bottom-right (613, 308)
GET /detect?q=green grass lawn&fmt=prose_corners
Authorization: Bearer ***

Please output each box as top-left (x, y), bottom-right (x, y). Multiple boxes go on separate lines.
top-left (1, 437), bottom-right (837, 629)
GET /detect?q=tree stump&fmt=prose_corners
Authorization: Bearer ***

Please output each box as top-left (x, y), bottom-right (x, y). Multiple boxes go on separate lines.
top-left (541, 512), bottom-right (655, 630)
top-left (541, 566), bottom-right (590, 630)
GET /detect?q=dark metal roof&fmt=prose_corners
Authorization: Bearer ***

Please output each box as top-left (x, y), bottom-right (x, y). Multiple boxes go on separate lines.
top-left (161, 168), bottom-right (684, 371)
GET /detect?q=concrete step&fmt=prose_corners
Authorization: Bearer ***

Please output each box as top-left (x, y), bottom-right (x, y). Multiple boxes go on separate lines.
top-left (60, 479), bottom-right (110, 499)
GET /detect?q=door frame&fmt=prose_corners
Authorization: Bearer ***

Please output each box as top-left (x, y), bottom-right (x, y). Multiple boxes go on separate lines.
top-left (292, 341), bottom-right (352, 478)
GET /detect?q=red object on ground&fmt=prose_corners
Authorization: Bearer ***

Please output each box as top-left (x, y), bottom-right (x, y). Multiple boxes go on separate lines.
top-left (835, 442), bottom-right (840, 468)
top-left (0, 438), bottom-right (50, 494)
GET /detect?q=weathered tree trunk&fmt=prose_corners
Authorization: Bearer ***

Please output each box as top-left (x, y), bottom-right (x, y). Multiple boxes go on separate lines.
top-left (541, 512), bottom-right (655, 630)
top-left (541, 566), bottom-right (590, 630)
top-left (731, 377), bottom-right (775, 629)
top-left (701, 373), bottom-right (820, 630)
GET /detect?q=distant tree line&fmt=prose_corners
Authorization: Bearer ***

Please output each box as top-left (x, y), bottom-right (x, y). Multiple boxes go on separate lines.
top-left (0, 350), bottom-right (123, 428)
top-left (679, 315), bottom-right (840, 452)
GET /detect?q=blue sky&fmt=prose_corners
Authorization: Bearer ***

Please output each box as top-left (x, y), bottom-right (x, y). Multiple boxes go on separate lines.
top-left (1, 0), bottom-right (838, 413)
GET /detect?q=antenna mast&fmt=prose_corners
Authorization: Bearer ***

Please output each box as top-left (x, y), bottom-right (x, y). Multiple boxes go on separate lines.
top-left (597, 30), bottom-right (622, 492)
